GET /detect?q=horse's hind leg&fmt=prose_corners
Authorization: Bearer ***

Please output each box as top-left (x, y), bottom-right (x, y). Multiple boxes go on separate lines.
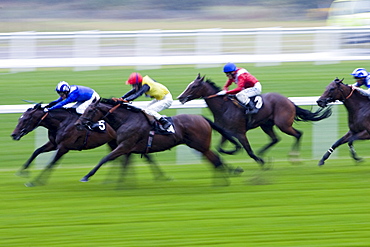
top-left (16, 141), bottom-right (56, 177)
top-left (201, 149), bottom-right (230, 186)
top-left (276, 124), bottom-right (302, 160)
top-left (258, 123), bottom-right (280, 156)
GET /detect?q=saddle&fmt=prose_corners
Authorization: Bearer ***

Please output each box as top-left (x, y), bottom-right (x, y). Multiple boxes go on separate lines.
top-left (147, 116), bottom-right (175, 135)
top-left (229, 95), bottom-right (263, 114)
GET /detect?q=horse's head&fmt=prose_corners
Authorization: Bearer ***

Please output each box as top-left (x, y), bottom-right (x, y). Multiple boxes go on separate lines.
top-left (178, 73), bottom-right (209, 104)
top-left (317, 78), bottom-right (348, 107)
top-left (11, 103), bottom-right (45, 140)
top-left (75, 99), bottom-right (105, 131)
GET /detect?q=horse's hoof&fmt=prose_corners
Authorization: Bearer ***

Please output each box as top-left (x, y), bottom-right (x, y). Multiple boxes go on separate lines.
top-left (354, 157), bottom-right (364, 163)
top-left (257, 158), bottom-right (265, 166)
top-left (16, 170), bottom-right (30, 178)
top-left (25, 182), bottom-right (35, 187)
top-left (80, 177), bottom-right (89, 182)
top-left (318, 160), bottom-right (325, 166)
top-left (229, 166), bottom-right (244, 176)
top-left (155, 175), bottom-right (173, 181)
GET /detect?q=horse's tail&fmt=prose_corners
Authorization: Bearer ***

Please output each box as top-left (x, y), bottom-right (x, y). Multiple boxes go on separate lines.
top-left (294, 105), bottom-right (332, 122)
top-left (202, 116), bottom-right (241, 155)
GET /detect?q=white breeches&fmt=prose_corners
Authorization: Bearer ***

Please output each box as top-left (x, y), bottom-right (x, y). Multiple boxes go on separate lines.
top-left (235, 82), bottom-right (262, 104)
top-left (143, 93), bottom-right (173, 120)
top-left (73, 91), bottom-right (100, 114)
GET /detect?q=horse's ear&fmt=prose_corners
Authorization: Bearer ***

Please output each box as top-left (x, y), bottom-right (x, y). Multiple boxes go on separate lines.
top-left (197, 73), bottom-right (201, 79)
top-left (201, 75), bottom-right (206, 82)
top-left (34, 103), bottom-right (42, 109)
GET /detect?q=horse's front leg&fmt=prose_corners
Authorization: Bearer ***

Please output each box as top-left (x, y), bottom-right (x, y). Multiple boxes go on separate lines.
top-left (349, 131), bottom-right (370, 162)
top-left (25, 147), bottom-right (69, 187)
top-left (16, 141), bottom-right (56, 177)
top-left (318, 131), bottom-right (354, 166)
top-left (235, 133), bottom-right (265, 166)
top-left (81, 146), bottom-right (127, 182)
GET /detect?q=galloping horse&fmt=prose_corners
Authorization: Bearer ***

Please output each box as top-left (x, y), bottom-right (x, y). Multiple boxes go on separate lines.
top-left (75, 99), bottom-right (242, 185)
top-left (177, 74), bottom-right (332, 165)
top-left (11, 103), bottom-right (167, 186)
top-left (317, 78), bottom-right (370, 166)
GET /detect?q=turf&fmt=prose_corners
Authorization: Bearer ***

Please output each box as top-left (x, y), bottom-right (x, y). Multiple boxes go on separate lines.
top-left (2, 61), bottom-right (370, 246)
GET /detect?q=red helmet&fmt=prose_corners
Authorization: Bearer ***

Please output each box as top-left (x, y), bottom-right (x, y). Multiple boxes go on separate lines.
top-left (126, 72), bottom-right (143, 85)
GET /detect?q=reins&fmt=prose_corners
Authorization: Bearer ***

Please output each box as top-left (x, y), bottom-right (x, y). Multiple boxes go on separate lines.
top-left (26, 112), bottom-right (48, 133)
top-left (203, 94), bottom-right (219, 99)
top-left (345, 85), bottom-right (355, 100)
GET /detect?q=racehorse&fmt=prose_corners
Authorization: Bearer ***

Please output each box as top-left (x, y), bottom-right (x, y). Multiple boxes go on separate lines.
top-left (74, 98), bottom-right (242, 185)
top-left (177, 74), bottom-right (333, 166)
top-left (317, 78), bottom-right (370, 166)
top-left (11, 103), bottom-right (167, 186)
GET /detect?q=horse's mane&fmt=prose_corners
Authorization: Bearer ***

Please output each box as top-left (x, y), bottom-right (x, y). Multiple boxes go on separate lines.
top-left (205, 78), bottom-right (221, 91)
top-left (31, 103), bottom-right (75, 115)
top-left (100, 98), bottom-right (142, 113)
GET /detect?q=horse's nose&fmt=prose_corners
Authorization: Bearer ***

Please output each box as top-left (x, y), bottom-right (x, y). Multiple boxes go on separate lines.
top-left (11, 133), bottom-right (20, 141)
top-left (316, 99), bottom-right (327, 108)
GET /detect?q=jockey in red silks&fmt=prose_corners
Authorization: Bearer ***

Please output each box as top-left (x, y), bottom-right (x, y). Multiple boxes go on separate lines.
top-left (216, 62), bottom-right (262, 114)
top-left (121, 72), bottom-right (173, 129)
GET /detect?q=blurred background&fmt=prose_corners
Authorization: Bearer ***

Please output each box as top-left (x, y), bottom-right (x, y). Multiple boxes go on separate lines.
top-left (2, 1), bottom-right (370, 246)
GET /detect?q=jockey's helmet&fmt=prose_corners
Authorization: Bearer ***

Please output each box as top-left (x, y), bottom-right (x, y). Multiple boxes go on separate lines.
top-left (223, 63), bottom-right (237, 73)
top-left (126, 72), bottom-right (143, 85)
top-left (351, 68), bottom-right (368, 78)
top-left (56, 81), bottom-right (70, 93)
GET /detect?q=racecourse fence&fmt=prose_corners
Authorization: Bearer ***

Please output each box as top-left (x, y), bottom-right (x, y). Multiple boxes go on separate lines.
top-left (0, 26), bottom-right (370, 72)
top-left (2, 97), bottom-right (341, 167)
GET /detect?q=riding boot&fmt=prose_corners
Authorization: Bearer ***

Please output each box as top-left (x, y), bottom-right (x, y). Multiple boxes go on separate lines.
top-left (245, 100), bottom-right (259, 114)
top-left (159, 117), bottom-right (171, 129)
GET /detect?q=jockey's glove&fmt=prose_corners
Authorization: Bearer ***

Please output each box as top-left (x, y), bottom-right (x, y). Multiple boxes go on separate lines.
top-left (44, 108), bottom-right (49, 112)
top-left (216, 90), bottom-right (227, 96)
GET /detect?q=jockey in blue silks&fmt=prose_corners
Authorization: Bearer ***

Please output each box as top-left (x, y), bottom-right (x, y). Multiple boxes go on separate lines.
top-left (351, 68), bottom-right (370, 97)
top-left (45, 81), bottom-right (100, 114)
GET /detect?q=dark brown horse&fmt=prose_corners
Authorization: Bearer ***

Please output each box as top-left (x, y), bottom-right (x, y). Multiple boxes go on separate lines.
top-left (11, 103), bottom-right (167, 186)
top-left (75, 98), bottom-right (242, 185)
top-left (177, 74), bottom-right (332, 165)
top-left (317, 78), bottom-right (370, 166)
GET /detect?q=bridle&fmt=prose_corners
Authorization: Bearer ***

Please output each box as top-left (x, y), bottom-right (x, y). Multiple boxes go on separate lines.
top-left (335, 81), bottom-right (355, 102)
top-left (19, 110), bottom-right (49, 136)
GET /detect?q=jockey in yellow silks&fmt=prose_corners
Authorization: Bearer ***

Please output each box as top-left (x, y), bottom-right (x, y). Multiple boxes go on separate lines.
top-left (121, 72), bottom-right (173, 129)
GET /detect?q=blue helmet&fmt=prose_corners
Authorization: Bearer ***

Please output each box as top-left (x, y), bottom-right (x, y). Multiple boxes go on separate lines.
top-left (351, 68), bottom-right (368, 78)
top-left (56, 81), bottom-right (70, 93)
top-left (223, 63), bottom-right (237, 73)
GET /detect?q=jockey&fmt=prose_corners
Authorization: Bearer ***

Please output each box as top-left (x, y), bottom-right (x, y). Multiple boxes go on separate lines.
top-left (217, 62), bottom-right (262, 114)
top-left (121, 72), bottom-right (173, 129)
top-left (45, 81), bottom-right (100, 114)
top-left (351, 68), bottom-right (370, 97)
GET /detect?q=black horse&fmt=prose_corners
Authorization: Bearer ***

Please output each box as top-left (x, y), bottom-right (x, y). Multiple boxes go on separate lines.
top-left (317, 78), bottom-right (370, 165)
top-left (178, 74), bottom-right (332, 165)
top-left (11, 103), bottom-right (167, 186)
top-left (75, 98), bottom-right (243, 186)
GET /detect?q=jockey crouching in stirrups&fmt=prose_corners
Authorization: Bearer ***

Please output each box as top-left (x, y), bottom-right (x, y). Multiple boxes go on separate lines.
top-left (44, 81), bottom-right (100, 114)
top-left (121, 72), bottom-right (173, 130)
top-left (217, 63), bottom-right (262, 114)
